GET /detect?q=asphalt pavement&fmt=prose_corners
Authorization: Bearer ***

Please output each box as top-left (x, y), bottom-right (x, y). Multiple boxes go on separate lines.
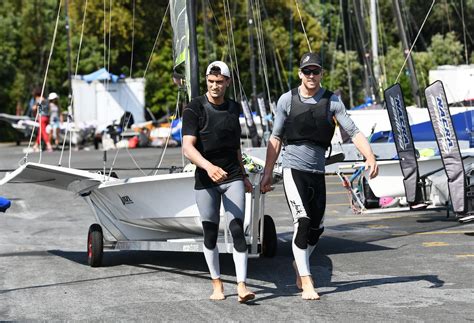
top-left (0, 143), bottom-right (473, 321)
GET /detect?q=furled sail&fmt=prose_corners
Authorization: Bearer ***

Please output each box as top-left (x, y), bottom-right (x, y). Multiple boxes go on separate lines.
top-left (170, 0), bottom-right (191, 98)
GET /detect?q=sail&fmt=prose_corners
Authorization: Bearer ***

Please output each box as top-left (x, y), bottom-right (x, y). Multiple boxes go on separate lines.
top-left (169, 0), bottom-right (191, 97)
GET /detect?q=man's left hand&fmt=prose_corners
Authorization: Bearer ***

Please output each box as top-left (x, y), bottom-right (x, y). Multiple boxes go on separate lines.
top-left (365, 158), bottom-right (378, 179)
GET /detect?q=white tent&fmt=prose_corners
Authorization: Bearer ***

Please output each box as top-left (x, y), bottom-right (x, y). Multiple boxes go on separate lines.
top-left (72, 76), bottom-right (146, 129)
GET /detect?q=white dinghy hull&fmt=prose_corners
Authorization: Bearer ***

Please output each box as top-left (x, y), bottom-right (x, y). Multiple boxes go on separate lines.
top-left (1, 163), bottom-right (204, 241)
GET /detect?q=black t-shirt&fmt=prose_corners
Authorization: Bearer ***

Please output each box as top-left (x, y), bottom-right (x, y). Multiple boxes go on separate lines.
top-left (182, 95), bottom-right (243, 189)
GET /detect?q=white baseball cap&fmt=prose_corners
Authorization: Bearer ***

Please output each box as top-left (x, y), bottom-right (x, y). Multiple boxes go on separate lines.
top-left (48, 92), bottom-right (59, 100)
top-left (206, 61), bottom-right (231, 78)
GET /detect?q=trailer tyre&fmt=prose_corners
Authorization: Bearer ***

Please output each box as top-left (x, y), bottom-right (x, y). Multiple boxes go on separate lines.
top-left (87, 224), bottom-right (103, 267)
top-left (262, 215), bottom-right (277, 257)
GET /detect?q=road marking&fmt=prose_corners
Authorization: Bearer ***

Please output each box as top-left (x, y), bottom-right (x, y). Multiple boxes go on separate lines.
top-left (367, 225), bottom-right (389, 229)
top-left (416, 231), bottom-right (474, 235)
top-left (456, 254), bottom-right (474, 259)
top-left (423, 242), bottom-right (449, 247)
top-left (335, 215), bottom-right (406, 221)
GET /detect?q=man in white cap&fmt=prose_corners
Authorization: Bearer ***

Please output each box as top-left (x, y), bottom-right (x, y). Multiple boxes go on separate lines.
top-left (182, 61), bottom-right (255, 303)
top-left (261, 52), bottom-right (378, 300)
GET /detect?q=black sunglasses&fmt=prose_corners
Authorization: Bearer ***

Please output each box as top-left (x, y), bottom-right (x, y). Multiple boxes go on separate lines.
top-left (301, 68), bottom-right (322, 76)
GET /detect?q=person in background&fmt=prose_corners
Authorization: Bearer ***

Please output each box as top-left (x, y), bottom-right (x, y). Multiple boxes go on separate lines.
top-left (48, 92), bottom-right (62, 149)
top-left (260, 52), bottom-right (378, 300)
top-left (32, 89), bottom-right (53, 152)
top-left (182, 61), bottom-right (255, 303)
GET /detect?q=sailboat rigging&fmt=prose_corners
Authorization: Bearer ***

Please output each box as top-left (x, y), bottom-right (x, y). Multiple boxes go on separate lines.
top-left (0, 0), bottom-right (277, 266)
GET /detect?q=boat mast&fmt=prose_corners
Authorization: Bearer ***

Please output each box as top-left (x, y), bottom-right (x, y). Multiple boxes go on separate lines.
top-left (370, 0), bottom-right (381, 99)
top-left (65, 0), bottom-right (73, 103)
top-left (187, 0), bottom-right (199, 99)
top-left (392, 0), bottom-right (421, 108)
top-left (353, 0), bottom-right (379, 103)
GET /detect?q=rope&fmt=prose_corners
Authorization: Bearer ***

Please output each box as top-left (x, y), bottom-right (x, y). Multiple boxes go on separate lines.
top-left (153, 96), bottom-right (181, 175)
top-left (222, 0), bottom-right (238, 100)
top-left (252, 0), bottom-right (272, 108)
top-left (23, 0), bottom-right (63, 165)
top-left (206, 0), bottom-right (228, 51)
top-left (59, 0), bottom-right (89, 168)
top-left (376, 0), bottom-right (388, 91)
top-left (103, 0), bottom-right (107, 69)
top-left (294, 0), bottom-right (311, 52)
top-left (130, 0), bottom-right (136, 77)
top-left (460, 0), bottom-right (469, 64)
top-left (143, 3), bottom-right (169, 78)
top-left (395, 0), bottom-right (436, 83)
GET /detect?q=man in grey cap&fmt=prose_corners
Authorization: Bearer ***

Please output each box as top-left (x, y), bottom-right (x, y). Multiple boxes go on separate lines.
top-left (182, 61), bottom-right (255, 303)
top-left (261, 52), bottom-right (378, 300)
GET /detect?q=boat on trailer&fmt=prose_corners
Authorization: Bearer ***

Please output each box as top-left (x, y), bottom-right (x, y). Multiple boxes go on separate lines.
top-left (0, 0), bottom-right (278, 266)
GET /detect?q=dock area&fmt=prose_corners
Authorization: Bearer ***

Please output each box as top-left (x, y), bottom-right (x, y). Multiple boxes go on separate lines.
top-left (0, 143), bottom-right (473, 321)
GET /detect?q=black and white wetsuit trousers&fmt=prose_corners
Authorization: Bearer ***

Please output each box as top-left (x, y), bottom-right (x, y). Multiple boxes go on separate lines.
top-left (283, 168), bottom-right (326, 276)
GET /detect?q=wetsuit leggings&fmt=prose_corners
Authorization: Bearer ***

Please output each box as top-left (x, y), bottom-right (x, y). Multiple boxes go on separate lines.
top-left (283, 168), bottom-right (326, 277)
top-left (195, 180), bottom-right (248, 283)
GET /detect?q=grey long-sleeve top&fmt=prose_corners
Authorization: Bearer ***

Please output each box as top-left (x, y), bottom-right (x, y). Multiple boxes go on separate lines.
top-left (271, 87), bottom-right (360, 173)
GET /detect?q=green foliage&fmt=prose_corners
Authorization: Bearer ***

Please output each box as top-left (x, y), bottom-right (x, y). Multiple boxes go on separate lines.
top-left (428, 32), bottom-right (464, 66)
top-left (0, 0), bottom-right (474, 142)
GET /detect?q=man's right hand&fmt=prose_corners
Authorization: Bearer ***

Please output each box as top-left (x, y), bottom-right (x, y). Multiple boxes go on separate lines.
top-left (260, 172), bottom-right (273, 193)
top-left (206, 164), bottom-right (228, 183)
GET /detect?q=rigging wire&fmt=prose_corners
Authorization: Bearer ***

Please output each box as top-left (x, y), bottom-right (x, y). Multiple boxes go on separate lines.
top-left (339, 0), bottom-right (354, 108)
top-left (143, 3), bottom-right (169, 78)
top-left (329, 9), bottom-right (341, 90)
top-left (153, 93), bottom-right (181, 175)
top-left (103, 0), bottom-right (107, 69)
top-left (130, 0), bottom-right (136, 77)
top-left (460, 0), bottom-right (469, 64)
top-left (252, 0), bottom-right (272, 110)
top-left (395, 0), bottom-right (436, 84)
top-left (206, 0), bottom-right (228, 56)
top-left (223, 0), bottom-right (238, 100)
top-left (294, 0), bottom-right (312, 52)
top-left (58, 0), bottom-right (89, 169)
top-left (376, 0), bottom-right (388, 91)
top-left (451, 1), bottom-right (473, 45)
top-left (22, 0), bottom-right (63, 166)
top-left (444, 0), bottom-right (452, 32)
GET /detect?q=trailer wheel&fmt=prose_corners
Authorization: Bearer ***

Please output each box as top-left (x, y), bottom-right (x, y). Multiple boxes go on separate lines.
top-left (87, 224), bottom-right (103, 267)
top-left (261, 215), bottom-right (277, 257)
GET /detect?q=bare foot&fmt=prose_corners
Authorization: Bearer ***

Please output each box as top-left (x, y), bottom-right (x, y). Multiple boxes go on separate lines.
top-left (237, 282), bottom-right (255, 303)
top-left (301, 275), bottom-right (320, 300)
top-left (292, 260), bottom-right (302, 290)
top-left (209, 278), bottom-right (225, 300)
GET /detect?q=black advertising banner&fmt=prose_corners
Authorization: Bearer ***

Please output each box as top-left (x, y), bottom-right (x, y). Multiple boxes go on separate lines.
top-left (425, 80), bottom-right (466, 213)
top-left (384, 83), bottom-right (418, 203)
